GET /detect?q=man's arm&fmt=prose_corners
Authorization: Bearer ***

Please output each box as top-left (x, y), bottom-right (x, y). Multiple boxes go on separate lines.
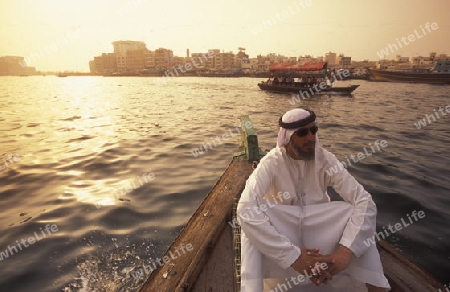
top-left (324, 151), bottom-right (377, 257)
top-left (237, 157), bottom-right (301, 269)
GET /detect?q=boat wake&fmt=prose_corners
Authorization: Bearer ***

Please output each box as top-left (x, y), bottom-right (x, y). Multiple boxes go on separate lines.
top-left (62, 235), bottom-right (156, 292)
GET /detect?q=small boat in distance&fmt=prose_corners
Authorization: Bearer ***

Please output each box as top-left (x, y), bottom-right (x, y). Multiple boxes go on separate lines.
top-left (368, 60), bottom-right (450, 84)
top-left (258, 61), bottom-right (360, 95)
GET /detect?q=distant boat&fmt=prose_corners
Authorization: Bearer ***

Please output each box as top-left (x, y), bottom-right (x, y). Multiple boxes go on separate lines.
top-left (258, 61), bottom-right (359, 95)
top-left (368, 60), bottom-right (450, 84)
top-left (258, 82), bottom-right (359, 95)
top-left (197, 70), bottom-right (245, 77)
top-left (57, 73), bottom-right (68, 77)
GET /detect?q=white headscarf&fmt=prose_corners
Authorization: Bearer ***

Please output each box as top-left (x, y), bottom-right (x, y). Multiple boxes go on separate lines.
top-left (277, 108), bottom-right (319, 148)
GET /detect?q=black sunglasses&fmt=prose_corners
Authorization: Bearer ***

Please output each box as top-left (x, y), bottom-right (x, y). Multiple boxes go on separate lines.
top-left (295, 125), bottom-right (318, 137)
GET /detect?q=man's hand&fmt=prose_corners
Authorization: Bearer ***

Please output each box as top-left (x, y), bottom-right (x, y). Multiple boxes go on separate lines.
top-left (313, 245), bottom-right (353, 278)
top-left (290, 247), bottom-right (334, 286)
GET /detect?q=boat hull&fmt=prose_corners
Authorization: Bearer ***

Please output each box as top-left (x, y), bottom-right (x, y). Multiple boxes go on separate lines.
top-left (368, 69), bottom-right (450, 84)
top-left (257, 83), bottom-right (359, 95)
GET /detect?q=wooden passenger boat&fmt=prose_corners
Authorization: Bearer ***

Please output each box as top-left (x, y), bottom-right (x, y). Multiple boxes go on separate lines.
top-left (258, 61), bottom-right (359, 95)
top-left (257, 82), bottom-right (359, 95)
top-left (368, 61), bottom-right (450, 84)
top-left (368, 69), bottom-right (450, 84)
top-left (139, 116), bottom-right (444, 292)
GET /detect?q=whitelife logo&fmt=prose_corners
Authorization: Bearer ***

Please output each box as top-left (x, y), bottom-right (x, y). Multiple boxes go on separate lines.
top-left (190, 119), bottom-right (255, 158)
top-left (376, 22), bottom-right (438, 59)
top-left (363, 211), bottom-right (425, 247)
top-left (269, 262), bottom-right (328, 292)
top-left (230, 192), bottom-right (291, 228)
top-left (0, 224), bottom-right (59, 261)
top-left (414, 105), bottom-right (450, 129)
top-left (130, 243), bottom-right (193, 280)
top-left (325, 140), bottom-right (388, 176)
top-left (250, 0), bottom-right (313, 35)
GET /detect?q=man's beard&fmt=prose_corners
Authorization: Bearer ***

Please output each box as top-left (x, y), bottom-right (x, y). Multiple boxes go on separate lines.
top-left (289, 141), bottom-right (315, 160)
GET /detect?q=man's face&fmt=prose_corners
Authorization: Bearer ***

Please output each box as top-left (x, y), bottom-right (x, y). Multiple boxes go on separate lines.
top-left (288, 122), bottom-right (317, 160)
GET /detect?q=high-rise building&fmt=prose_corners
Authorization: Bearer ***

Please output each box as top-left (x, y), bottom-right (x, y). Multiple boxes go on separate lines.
top-left (0, 56), bottom-right (37, 75)
top-left (215, 52), bottom-right (235, 70)
top-left (325, 52), bottom-right (337, 66)
top-left (89, 53), bottom-right (117, 74)
top-left (336, 54), bottom-right (351, 67)
top-left (112, 41), bottom-right (147, 54)
top-left (235, 48), bottom-right (249, 69)
top-left (112, 41), bottom-right (147, 73)
top-left (145, 50), bottom-right (155, 69)
top-left (154, 48), bottom-right (173, 70)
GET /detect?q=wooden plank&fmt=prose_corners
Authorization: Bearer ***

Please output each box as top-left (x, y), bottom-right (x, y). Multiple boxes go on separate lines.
top-left (191, 224), bottom-right (235, 292)
top-left (139, 158), bottom-right (253, 292)
top-left (377, 240), bottom-right (443, 291)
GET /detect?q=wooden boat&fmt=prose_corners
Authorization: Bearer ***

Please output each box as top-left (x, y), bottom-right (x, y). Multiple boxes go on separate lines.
top-left (139, 116), bottom-right (444, 292)
top-left (258, 61), bottom-right (359, 95)
top-left (257, 82), bottom-right (360, 95)
top-left (197, 71), bottom-right (245, 77)
top-left (368, 61), bottom-right (450, 84)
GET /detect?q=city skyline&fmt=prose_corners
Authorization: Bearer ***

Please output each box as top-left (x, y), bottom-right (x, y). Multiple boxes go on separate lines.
top-left (1, 0), bottom-right (449, 71)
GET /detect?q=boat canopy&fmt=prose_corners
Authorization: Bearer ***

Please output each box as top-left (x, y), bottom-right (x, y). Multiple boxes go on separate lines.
top-left (269, 61), bottom-right (327, 72)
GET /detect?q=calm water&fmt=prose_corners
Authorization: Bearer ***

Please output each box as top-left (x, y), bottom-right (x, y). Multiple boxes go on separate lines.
top-left (0, 76), bottom-right (449, 291)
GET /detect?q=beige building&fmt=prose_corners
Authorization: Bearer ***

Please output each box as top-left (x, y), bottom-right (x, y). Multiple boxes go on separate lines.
top-left (154, 48), bottom-right (173, 70)
top-left (336, 54), bottom-right (351, 67)
top-left (324, 52), bottom-right (337, 66)
top-left (395, 55), bottom-right (410, 63)
top-left (189, 52), bottom-right (210, 69)
top-left (112, 40), bottom-right (147, 73)
top-left (215, 52), bottom-right (235, 70)
top-left (206, 49), bottom-right (220, 69)
top-left (351, 60), bottom-right (376, 69)
top-left (0, 56), bottom-right (37, 75)
top-left (145, 50), bottom-right (155, 69)
top-left (411, 56), bottom-right (433, 66)
top-left (90, 53), bottom-right (117, 74)
top-left (171, 56), bottom-right (185, 68)
top-left (429, 52), bottom-right (449, 62)
top-left (234, 48), bottom-right (249, 70)
top-left (113, 40), bottom-right (146, 54)
top-left (127, 49), bottom-right (146, 71)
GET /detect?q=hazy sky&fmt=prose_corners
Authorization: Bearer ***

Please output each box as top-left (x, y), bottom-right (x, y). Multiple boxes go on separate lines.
top-left (1, 0), bottom-right (449, 71)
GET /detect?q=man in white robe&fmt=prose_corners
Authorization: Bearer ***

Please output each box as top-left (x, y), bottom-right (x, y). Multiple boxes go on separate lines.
top-left (237, 108), bottom-right (390, 292)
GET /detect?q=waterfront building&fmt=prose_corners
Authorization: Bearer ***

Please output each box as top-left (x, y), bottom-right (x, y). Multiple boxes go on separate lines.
top-left (145, 50), bottom-right (155, 69)
top-left (336, 54), bottom-right (352, 67)
top-left (235, 48), bottom-right (249, 70)
top-left (215, 51), bottom-right (235, 70)
top-left (395, 55), bottom-right (410, 63)
top-left (90, 53), bottom-right (117, 74)
top-left (112, 40), bottom-right (147, 73)
top-left (154, 48), bottom-right (173, 70)
top-left (0, 56), bottom-right (37, 75)
top-left (325, 52), bottom-right (337, 66)
top-left (411, 56), bottom-right (433, 66)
